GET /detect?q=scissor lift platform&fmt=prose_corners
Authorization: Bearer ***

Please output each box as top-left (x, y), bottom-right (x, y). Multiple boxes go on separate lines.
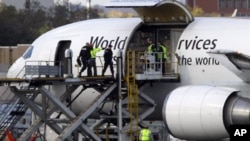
top-left (0, 76), bottom-right (115, 86)
top-left (0, 76), bottom-right (117, 141)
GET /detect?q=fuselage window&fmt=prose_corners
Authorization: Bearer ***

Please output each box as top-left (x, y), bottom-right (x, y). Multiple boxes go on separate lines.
top-left (23, 46), bottom-right (34, 59)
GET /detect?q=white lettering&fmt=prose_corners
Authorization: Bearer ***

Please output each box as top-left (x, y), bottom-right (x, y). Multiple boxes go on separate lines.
top-left (90, 36), bottom-right (128, 50)
top-left (177, 36), bottom-right (218, 50)
top-left (234, 129), bottom-right (247, 136)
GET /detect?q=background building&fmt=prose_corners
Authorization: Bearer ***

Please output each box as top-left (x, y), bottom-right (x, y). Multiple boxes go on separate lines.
top-left (187, 0), bottom-right (250, 16)
top-left (0, 45), bottom-right (29, 73)
top-left (0, 0), bottom-right (109, 9)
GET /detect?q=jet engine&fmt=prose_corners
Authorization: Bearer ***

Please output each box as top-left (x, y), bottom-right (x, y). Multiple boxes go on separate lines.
top-left (162, 85), bottom-right (250, 140)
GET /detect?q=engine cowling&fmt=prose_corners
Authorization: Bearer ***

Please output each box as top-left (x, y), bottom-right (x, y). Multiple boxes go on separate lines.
top-left (162, 85), bottom-right (238, 140)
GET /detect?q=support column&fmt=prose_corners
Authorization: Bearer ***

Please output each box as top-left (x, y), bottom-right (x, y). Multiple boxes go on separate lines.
top-left (117, 49), bottom-right (123, 141)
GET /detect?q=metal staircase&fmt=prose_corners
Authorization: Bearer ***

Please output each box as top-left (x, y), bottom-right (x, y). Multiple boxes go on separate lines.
top-left (0, 87), bottom-right (31, 140)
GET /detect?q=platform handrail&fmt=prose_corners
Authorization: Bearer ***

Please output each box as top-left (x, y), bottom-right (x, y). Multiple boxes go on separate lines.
top-left (24, 60), bottom-right (63, 78)
top-left (135, 51), bottom-right (179, 75)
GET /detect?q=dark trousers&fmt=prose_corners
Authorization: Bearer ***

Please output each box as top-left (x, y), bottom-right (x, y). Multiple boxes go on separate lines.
top-left (88, 58), bottom-right (97, 76)
top-left (79, 60), bottom-right (87, 75)
top-left (102, 61), bottom-right (114, 76)
top-left (162, 58), bottom-right (166, 74)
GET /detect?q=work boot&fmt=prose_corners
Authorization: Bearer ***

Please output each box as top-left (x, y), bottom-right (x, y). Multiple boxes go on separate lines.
top-left (78, 72), bottom-right (81, 77)
top-left (102, 70), bottom-right (104, 76)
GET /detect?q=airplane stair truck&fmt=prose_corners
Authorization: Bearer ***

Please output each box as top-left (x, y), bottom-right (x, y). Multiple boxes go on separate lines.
top-left (4, 60), bottom-right (121, 141)
top-left (0, 51), bottom-right (158, 140)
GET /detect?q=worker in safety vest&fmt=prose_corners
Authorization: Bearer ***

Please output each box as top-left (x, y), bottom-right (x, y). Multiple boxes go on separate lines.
top-left (139, 126), bottom-right (152, 141)
top-left (146, 38), bottom-right (156, 69)
top-left (147, 38), bottom-right (156, 54)
top-left (157, 42), bottom-right (168, 74)
top-left (88, 44), bottom-right (102, 76)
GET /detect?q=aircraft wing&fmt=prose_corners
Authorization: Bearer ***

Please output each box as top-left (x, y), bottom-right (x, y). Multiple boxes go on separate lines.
top-left (208, 50), bottom-right (250, 82)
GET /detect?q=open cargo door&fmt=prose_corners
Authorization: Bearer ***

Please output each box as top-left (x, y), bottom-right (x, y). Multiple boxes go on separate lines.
top-left (106, 0), bottom-right (194, 25)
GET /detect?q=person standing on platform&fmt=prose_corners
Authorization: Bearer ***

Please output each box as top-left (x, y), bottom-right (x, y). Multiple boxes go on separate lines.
top-left (78, 42), bottom-right (91, 77)
top-left (102, 44), bottom-right (114, 77)
top-left (146, 38), bottom-right (156, 70)
top-left (89, 44), bottom-right (102, 76)
top-left (147, 38), bottom-right (156, 54)
top-left (157, 42), bottom-right (168, 73)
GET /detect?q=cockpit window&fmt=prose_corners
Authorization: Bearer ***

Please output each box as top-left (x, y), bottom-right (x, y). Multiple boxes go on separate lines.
top-left (23, 46), bottom-right (34, 59)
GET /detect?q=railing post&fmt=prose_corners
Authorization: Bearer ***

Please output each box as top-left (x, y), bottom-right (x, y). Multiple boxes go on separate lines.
top-left (117, 49), bottom-right (123, 141)
top-left (64, 49), bottom-right (73, 78)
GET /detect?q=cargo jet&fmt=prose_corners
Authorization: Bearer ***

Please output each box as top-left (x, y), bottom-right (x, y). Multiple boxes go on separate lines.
top-left (6, 0), bottom-right (250, 140)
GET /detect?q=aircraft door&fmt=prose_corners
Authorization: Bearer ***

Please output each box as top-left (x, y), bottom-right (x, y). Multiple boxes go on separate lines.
top-left (55, 40), bottom-right (71, 75)
top-left (157, 29), bottom-right (170, 75)
top-left (127, 26), bottom-right (183, 80)
top-left (157, 29), bottom-right (182, 75)
top-left (106, 0), bottom-right (193, 25)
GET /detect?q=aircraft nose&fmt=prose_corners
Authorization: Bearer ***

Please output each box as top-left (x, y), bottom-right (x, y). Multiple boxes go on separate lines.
top-left (7, 57), bottom-right (25, 78)
top-left (7, 62), bottom-right (17, 78)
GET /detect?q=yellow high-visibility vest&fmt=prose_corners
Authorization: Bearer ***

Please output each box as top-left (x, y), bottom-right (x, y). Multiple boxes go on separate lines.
top-left (91, 47), bottom-right (102, 58)
top-left (140, 128), bottom-right (151, 141)
top-left (147, 44), bottom-right (153, 53)
top-left (157, 45), bottom-right (167, 59)
top-left (161, 45), bottom-right (167, 59)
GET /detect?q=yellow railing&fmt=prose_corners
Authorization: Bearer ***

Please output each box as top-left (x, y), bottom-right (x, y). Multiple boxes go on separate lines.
top-left (126, 50), bottom-right (139, 141)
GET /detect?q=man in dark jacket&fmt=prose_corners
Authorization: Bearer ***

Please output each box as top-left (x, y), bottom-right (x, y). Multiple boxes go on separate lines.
top-left (78, 42), bottom-right (91, 76)
top-left (102, 44), bottom-right (114, 77)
